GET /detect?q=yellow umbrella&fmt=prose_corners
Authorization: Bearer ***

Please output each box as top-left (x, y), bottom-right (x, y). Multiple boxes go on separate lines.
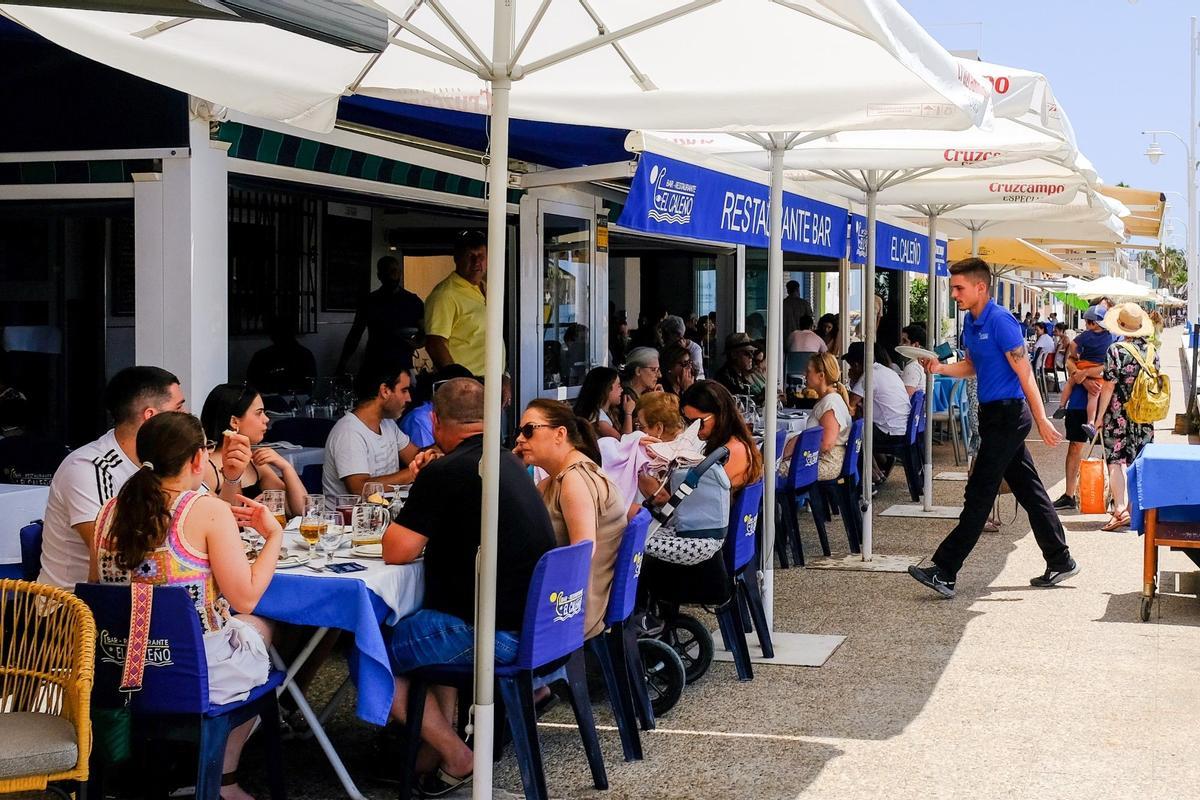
top-left (948, 237), bottom-right (1093, 276)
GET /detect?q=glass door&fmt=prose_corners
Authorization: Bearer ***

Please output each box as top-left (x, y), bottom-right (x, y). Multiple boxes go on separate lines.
top-left (518, 194), bottom-right (598, 404)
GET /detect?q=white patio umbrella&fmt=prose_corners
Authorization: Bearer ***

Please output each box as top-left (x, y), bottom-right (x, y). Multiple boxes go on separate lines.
top-left (645, 57), bottom-right (1081, 559)
top-left (1, 2), bottom-right (995, 794)
top-left (1069, 275), bottom-right (1155, 301)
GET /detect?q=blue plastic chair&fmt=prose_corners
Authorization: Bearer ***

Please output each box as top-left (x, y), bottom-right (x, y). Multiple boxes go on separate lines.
top-left (875, 390), bottom-right (925, 502)
top-left (399, 541), bottom-right (603, 800)
top-left (75, 584), bottom-right (287, 800)
top-left (817, 419), bottom-right (864, 553)
top-left (585, 509), bottom-right (653, 761)
top-left (20, 520), bottom-right (42, 581)
top-left (299, 463), bottom-right (323, 494)
top-left (264, 416), bottom-right (336, 448)
top-left (776, 428), bottom-right (830, 567)
top-left (715, 481), bottom-right (765, 681)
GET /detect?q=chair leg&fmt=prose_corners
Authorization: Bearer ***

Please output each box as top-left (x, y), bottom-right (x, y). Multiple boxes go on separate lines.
top-left (399, 676), bottom-right (427, 800)
top-left (785, 493), bottom-right (805, 565)
top-left (256, 694), bottom-right (287, 800)
top-left (807, 488), bottom-right (831, 558)
top-left (738, 572), bottom-right (774, 658)
top-left (498, 674), bottom-right (549, 800)
top-left (715, 601), bottom-right (753, 681)
top-left (836, 484), bottom-right (862, 553)
top-left (587, 635), bottom-right (642, 761)
top-left (196, 715), bottom-right (232, 800)
top-left (563, 652), bottom-right (609, 790)
top-left (773, 498), bottom-right (791, 568)
top-left (618, 624), bottom-right (656, 731)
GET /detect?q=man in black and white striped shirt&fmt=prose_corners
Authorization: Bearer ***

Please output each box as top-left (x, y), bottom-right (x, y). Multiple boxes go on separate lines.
top-left (38, 366), bottom-right (185, 590)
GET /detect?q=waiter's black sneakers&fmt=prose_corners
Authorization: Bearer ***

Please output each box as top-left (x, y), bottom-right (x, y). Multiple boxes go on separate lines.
top-left (1052, 494), bottom-right (1078, 510)
top-left (908, 564), bottom-right (956, 598)
top-left (1030, 559), bottom-right (1080, 587)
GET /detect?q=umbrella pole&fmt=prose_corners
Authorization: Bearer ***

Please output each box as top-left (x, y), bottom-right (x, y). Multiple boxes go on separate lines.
top-left (472, 4), bottom-right (512, 797)
top-left (923, 213), bottom-right (938, 512)
top-left (862, 178), bottom-right (878, 562)
top-left (761, 143), bottom-right (785, 633)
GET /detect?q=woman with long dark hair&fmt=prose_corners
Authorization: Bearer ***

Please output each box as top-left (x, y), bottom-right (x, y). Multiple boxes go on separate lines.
top-left (818, 313), bottom-right (839, 352)
top-left (574, 366), bottom-right (633, 439)
top-left (89, 411), bottom-right (282, 800)
top-left (514, 399), bottom-right (626, 640)
top-left (679, 380), bottom-right (764, 491)
top-left (200, 383), bottom-right (306, 516)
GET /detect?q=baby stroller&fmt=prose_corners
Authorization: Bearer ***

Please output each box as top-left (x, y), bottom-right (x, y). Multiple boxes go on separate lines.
top-left (634, 446), bottom-right (732, 716)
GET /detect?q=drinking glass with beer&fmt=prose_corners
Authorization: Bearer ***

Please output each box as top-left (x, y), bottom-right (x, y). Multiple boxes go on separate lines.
top-left (260, 489), bottom-right (287, 528)
top-left (351, 503), bottom-right (387, 547)
top-left (299, 494), bottom-right (326, 557)
top-left (361, 481), bottom-right (386, 506)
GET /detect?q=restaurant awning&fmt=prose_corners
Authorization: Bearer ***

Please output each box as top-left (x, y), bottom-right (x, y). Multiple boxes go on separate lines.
top-left (1097, 185), bottom-right (1167, 242)
top-left (947, 237), bottom-right (1093, 277)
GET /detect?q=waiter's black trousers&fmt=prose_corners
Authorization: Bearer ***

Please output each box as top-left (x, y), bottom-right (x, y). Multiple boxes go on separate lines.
top-left (932, 399), bottom-right (1072, 577)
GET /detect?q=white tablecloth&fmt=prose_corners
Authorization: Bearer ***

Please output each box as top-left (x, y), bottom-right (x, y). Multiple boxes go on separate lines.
top-left (279, 532), bottom-right (424, 624)
top-left (263, 445), bottom-right (325, 472)
top-left (775, 413), bottom-right (809, 433)
top-left (0, 484), bottom-right (49, 564)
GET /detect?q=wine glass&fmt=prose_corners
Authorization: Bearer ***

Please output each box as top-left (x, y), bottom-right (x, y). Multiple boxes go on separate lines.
top-left (361, 481), bottom-right (386, 504)
top-left (299, 494), bottom-right (325, 559)
top-left (319, 511), bottom-right (343, 567)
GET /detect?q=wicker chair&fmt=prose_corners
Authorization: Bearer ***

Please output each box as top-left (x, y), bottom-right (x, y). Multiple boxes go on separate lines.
top-left (0, 579), bottom-right (95, 798)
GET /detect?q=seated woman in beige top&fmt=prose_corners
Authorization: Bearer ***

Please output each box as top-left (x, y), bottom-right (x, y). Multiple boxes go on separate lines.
top-left (514, 398), bottom-right (627, 640)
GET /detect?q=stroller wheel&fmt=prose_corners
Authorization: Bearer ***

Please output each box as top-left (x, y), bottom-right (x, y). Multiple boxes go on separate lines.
top-left (663, 613), bottom-right (714, 684)
top-left (638, 638), bottom-right (686, 717)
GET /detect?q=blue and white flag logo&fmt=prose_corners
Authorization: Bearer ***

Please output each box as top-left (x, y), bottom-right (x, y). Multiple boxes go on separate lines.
top-left (648, 164), bottom-right (696, 225)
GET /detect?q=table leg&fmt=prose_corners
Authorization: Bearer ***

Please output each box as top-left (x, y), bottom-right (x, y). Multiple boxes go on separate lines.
top-left (270, 628), bottom-right (367, 800)
top-left (1141, 510), bottom-right (1158, 622)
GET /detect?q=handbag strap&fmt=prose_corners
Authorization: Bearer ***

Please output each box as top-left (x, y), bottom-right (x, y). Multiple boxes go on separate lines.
top-left (119, 582), bottom-right (154, 696)
top-left (1118, 341), bottom-right (1157, 377)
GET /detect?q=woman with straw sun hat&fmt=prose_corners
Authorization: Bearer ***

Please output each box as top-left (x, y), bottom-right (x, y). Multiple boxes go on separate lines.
top-left (1092, 303), bottom-right (1160, 532)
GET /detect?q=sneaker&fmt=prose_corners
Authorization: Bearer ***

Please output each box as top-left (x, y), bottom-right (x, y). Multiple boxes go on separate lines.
top-left (1052, 494), bottom-right (1078, 511)
top-left (1080, 423), bottom-right (1097, 441)
top-left (1051, 407), bottom-right (1068, 419)
top-left (907, 564), bottom-right (956, 598)
top-left (1030, 559), bottom-right (1080, 587)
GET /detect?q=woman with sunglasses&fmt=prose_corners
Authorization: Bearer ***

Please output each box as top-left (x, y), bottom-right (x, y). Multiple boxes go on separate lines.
top-left (514, 399), bottom-right (626, 641)
top-left (680, 380), bottom-right (764, 492)
top-left (89, 411), bottom-right (282, 800)
top-left (200, 383), bottom-right (306, 517)
top-left (659, 342), bottom-right (697, 397)
top-left (574, 366), bottom-right (633, 439)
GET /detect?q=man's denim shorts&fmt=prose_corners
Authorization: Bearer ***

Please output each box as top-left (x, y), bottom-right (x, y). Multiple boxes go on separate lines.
top-left (389, 608), bottom-right (520, 674)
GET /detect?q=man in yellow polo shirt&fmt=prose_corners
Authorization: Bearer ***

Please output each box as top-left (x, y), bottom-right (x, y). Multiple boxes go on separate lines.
top-left (425, 230), bottom-right (509, 402)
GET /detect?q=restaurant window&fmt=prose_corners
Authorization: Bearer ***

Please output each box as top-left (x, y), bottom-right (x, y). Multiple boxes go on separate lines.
top-left (228, 186), bottom-right (319, 336)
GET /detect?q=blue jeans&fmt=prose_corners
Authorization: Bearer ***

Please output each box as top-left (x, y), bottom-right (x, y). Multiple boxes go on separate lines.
top-left (389, 609), bottom-right (520, 674)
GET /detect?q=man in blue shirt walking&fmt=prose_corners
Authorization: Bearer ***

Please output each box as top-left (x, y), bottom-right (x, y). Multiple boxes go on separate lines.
top-left (908, 259), bottom-right (1078, 598)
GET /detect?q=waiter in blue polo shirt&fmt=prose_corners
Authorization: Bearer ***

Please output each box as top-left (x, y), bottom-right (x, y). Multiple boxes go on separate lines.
top-left (908, 258), bottom-right (1078, 598)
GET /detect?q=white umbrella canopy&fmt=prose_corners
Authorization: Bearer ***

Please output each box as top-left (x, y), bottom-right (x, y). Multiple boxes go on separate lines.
top-left (1, 0), bottom-right (993, 134)
top-left (1069, 275), bottom-right (1155, 301)
top-left (919, 189), bottom-right (1129, 242)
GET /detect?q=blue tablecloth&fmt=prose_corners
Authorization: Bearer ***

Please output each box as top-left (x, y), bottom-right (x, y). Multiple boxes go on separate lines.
top-left (255, 567), bottom-right (422, 726)
top-left (1128, 444), bottom-right (1200, 533)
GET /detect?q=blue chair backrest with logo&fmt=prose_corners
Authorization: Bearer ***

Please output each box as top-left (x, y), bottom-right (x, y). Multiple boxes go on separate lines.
top-left (787, 428), bottom-right (823, 494)
top-left (76, 583), bottom-right (210, 714)
top-left (907, 390), bottom-right (926, 445)
top-left (514, 540), bottom-right (593, 672)
top-left (604, 510), bottom-right (651, 629)
top-left (842, 419), bottom-right (865, 485)
top-left (724, 480), bottom-right (764, 575)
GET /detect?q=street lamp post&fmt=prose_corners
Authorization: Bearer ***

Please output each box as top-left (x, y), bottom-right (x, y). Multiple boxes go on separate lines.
top-left (1141, 17), bottom-right (1199, 417)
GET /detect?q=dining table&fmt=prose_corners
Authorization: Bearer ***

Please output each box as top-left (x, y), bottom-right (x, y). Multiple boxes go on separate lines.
top-left (250, 531), bottom-right (424, 800)
top-left (1128, 443), bottom-right (1200, 621)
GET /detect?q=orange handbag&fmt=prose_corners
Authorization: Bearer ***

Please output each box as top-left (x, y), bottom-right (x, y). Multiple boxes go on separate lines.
top-left (1079, 430), bottom-right (1107, 515)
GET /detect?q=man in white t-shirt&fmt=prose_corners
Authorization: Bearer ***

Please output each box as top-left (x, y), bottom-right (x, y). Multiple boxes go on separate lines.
top-left (39, 366), bottom-right (187, 590)
top-left (899, 324), bottom-right (928, 396)
top-left (785, 314), bottom-right (828, 355)
top-left (323, 356), bottom-right (434, 497)
top-left (845, 342), bottom-right (912, 487)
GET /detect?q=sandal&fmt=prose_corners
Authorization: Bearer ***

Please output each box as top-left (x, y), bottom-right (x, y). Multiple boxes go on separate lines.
top-left (418, 767), bottom-right (473, 798)
top-left (1100, 512), bottom-right (1130, 532)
